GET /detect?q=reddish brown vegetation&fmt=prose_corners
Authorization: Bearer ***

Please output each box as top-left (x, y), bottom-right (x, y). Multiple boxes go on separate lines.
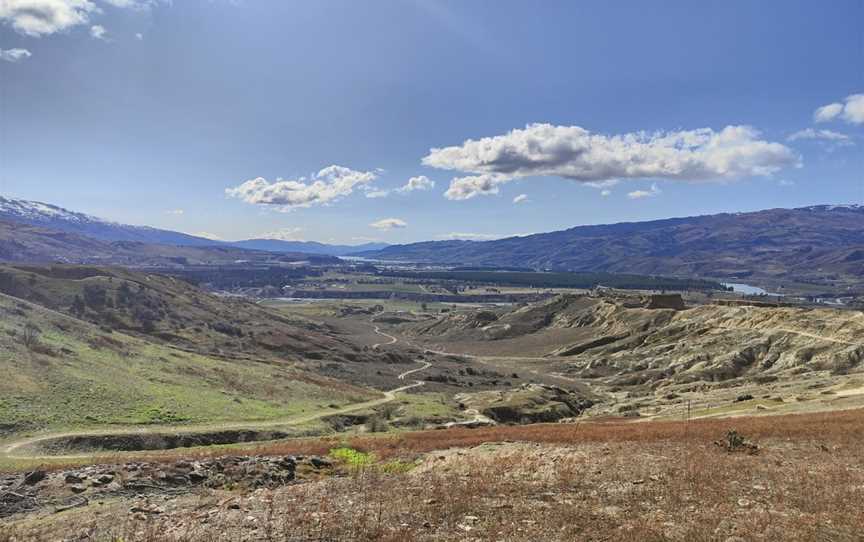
top-left (3, 407), bottom-right (863, 541)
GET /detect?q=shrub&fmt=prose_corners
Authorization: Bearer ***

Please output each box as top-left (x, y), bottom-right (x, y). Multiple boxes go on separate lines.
top-left (330, 447), bottom-right (375, 470)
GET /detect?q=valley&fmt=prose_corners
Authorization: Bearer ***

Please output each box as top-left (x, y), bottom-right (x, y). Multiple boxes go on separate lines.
top-left (1, 192), bottom-right (863, 540)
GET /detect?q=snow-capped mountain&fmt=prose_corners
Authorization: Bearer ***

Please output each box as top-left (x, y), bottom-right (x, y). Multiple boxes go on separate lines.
top-left (0, 196), bottom-right (388, 256)
top-left (0, 196), bottom-right (219, 246)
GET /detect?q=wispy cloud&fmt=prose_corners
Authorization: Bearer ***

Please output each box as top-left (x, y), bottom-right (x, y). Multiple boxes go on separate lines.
top-left (191, 231), bottom-right (223, 241)
top-left (0, 48), bottom-right (31, 62)
top-left (257, 227), bottom-right (305, 241)
top-left (435, 232), bottom-right (529, 241)
top-left (226, 165), bottom-right (379, 211)
top-left (89, 24), bottom-right (107, 40)
top-left (422, 123), bottom-right (798, 200)
top-left (165, 209), bottom-right (184, 215)
top-left (370, 218), bottom-right (407, 231)
top-left (627, 183), bottom-right (662, 200)
top-left (365, 175), bottom-right (435, 198)
top-left (787, 128), bottom-right (853, 144)
top-left (512, 194), bottom-right (529, 204)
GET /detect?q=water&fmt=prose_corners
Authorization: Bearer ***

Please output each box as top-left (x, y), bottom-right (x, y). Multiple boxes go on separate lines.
top-left (722, 283), bottom-right (783, 296)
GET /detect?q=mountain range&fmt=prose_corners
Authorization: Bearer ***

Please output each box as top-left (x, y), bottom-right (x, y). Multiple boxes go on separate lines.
top-left (359, 205), bottom-right (864, 289)
top-left (0, 196), bottom-right (387, 256)
top-left (2, 195), bottom-right (862, 289)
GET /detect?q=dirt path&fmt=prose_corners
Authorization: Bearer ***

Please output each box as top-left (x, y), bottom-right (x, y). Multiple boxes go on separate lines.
top-left (371, 325), bottom-right (399, 349)
top-left (716, 323), bottom-right (864, 348)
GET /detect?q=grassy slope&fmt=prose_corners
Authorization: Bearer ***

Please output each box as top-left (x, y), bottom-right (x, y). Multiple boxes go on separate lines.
top-left (0, 264), bottom-right (383, 365)
top-left (0, 293), bottom-right (376, 436)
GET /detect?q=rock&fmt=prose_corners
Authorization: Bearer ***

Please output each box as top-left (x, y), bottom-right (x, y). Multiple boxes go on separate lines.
top-left (188, 471), bottom-right (208, 483)
top-left (130, 504), bottom-right (164, 515)
top-left (91, 474), bottom-right (115, 487)
top-left (69, 485), bottom-right (87, 494)
top-left (309, 457), bottom-right (332, 469)
top-left (23, 471), bottom-right (47, 486)
top-left (64, 473), bottom-right (84, 484)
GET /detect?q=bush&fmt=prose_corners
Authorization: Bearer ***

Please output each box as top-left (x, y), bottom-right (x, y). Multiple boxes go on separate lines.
top-left (330, 447), bottom-right (375, 470)
top-left (365, 414), bottom-right (390, 433)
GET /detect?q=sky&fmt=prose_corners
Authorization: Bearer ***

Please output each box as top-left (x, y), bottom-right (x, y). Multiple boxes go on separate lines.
top-left (0, 0), bottom-right (862, 245)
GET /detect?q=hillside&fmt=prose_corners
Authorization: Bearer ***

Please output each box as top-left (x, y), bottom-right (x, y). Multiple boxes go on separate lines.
top-left (406, 294), bottom-right (864, 388)
top-left (0, 220), bottom-right (339, 267)
top-left (0, 265), bottom-right (385, 365)
top-left (360, 205), bottom-right (864, 289)
top-left (0, 292), bottom-right (376, 435)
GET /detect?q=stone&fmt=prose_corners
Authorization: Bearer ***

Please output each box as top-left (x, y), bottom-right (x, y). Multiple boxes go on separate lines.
top-left (23, 471), bottom-right (47, 486)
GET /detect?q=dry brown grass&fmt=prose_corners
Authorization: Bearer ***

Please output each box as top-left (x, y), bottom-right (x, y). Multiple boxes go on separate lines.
top-left (5, 407), bottom-right (862, 473)
top-left (2, 408), bottom-right (863, 541)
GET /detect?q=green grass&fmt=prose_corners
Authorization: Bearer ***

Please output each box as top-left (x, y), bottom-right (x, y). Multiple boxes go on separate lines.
top-left (328, 446), bottom-right (416, 474)
top-left (395, 393), bottom-right (462, 421)
top-left (329, 446), bottom-right (375, 469)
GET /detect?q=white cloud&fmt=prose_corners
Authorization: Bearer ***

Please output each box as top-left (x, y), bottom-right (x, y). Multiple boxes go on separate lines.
top-left (89, 23), bottom-right (106, 39)
top-left (396, 175), bottom-right (435, 193)
top-left (814, 103), bottom-right (843, 123)
top-left (422, 123), bottom-right (798, 200)
top-left (787, 128), bottom-right (852, 143)
top-left (778, 179), bottom-right (795, 187)
top-left (627, 183), bottom-right (662, 200)
top-left (369, 218), bottom-right (407, 231)
top-left (226, 165), bottom-right (379, 210)
top-left (600, 189), bottom-right (611, 197)
top-left (0, 0), bottom-right (97, 36)
top-left (134, 32), bottom-right (143, 40)
top-left (0, 48), bottom-right (31, 62)
top-left (165, 209), bottom-right (184, 215)
top-left (258, 227), bottom-right (305, 241)
top-left (0, 0), bottom-right (158, 37)
top-left (814, 94), bottom-right (864, 125)
top-left (512, 194), bottom-right (529, 204)
top-left (365, 175), bottom-right (436, 198)
top-left (843, 94), bottom-right (864, 124)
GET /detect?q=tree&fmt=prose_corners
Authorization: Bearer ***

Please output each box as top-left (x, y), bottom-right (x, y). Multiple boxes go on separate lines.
top-left (83, 284), bottom-right (107, 310)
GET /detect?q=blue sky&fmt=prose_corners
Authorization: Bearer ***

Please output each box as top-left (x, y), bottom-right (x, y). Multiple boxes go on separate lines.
top-left (1, 0), bottom-right (862, 244)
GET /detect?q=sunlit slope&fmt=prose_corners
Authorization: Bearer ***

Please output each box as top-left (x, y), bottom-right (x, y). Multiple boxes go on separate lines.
top-left (0, 292), bottom-right (376, 436)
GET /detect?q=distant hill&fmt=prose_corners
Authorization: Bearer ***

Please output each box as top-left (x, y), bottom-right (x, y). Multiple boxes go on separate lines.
top-left (232, 239), bottom-right (389, 256)
top-left (0, 219), bottom-right (340, 266)
top-left (359, 205), bottom-right (864, 289)
top-left (0, 196), bottom-right (387, 256)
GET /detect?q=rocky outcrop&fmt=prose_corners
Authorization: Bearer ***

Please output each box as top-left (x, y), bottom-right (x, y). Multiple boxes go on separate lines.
top-left (456, 384), bottom-right (595, 424)
top-left (0, 454), bottom-right (336, 519)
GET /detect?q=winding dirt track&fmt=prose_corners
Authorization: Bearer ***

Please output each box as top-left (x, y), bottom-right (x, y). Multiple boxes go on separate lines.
top-left (0, 326), bottom-right (431, 462)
